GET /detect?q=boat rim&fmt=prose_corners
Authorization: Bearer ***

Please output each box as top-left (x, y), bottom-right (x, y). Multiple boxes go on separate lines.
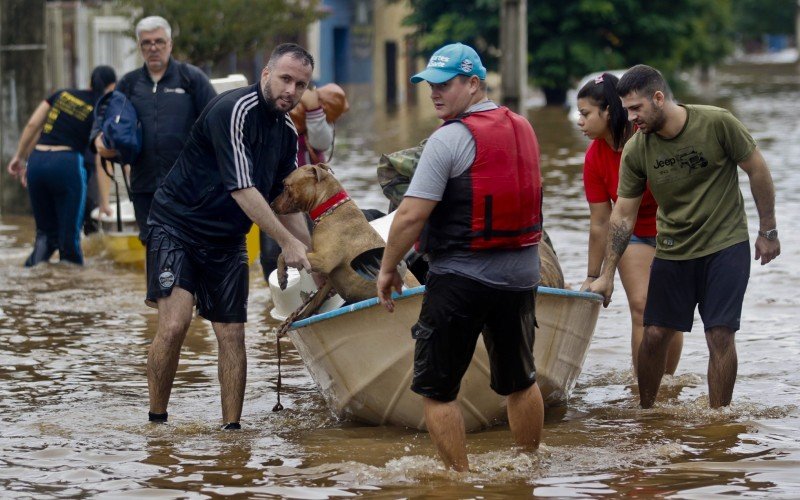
top-left (289, 286), bottom-right (603, 329)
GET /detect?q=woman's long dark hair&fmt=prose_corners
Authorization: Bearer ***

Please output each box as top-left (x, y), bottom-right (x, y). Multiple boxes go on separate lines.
top-left (577, 72), bottom-right (632, 150)
top-left (90, 65), bottom-right (117, 102)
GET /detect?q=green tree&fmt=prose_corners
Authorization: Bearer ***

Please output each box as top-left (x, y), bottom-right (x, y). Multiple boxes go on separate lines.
top-left (404, 0), bottom-right (736, 105)
top-left (118, 0), bottom-right (324, 71)
top-left (673, 0), bottom-right (734, 72)
top-left (732, 0), bottom-right (796, 42)
top-left (402, 0), bottom-right (500, 69)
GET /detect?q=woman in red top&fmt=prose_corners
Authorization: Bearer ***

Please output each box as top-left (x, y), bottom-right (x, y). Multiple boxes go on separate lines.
top-left (577, 73), bottom-right (683, 376)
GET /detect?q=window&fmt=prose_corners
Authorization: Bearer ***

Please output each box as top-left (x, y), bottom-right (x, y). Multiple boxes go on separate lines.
top-left (93, 16), bottom-right (138, 77)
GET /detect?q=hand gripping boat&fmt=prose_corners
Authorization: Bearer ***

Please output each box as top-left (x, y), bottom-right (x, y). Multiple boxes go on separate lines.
top-left (269, 214), bottom-right (603, 432)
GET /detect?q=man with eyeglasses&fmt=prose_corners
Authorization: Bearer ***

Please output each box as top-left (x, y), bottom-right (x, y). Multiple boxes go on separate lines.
top-left (95, 16), bottom-right (216, 242)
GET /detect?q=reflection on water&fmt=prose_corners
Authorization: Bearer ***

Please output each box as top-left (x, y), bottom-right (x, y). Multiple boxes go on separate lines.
top-left (1, 63), bottom-right (799, 497)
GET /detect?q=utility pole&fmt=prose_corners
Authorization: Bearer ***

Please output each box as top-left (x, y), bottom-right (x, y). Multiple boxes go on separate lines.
top-left (1, 0), bottom-right (46, 213)
top-left (796, 1), bottom-right (800, 58)
top-left (500, 0), bottom-right (527, 113)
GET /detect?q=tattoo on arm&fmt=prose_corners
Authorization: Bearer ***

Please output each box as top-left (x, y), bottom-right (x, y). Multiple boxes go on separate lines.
top-left (610, 221), bottom-right (631, 256)
top-left (601, 220), bottom-right (632, 277)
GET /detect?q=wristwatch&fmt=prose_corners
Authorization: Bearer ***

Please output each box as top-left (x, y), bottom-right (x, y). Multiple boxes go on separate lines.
top-left (758, 228), bottom-right (778, 240)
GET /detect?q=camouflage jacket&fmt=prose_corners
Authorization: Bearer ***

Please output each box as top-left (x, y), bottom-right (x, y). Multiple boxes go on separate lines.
top-left (376, 139), bottom-right (427, 212)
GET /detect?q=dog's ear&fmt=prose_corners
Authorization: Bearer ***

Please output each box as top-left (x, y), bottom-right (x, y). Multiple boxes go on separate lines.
top-left (312, 164), bottom-right (330, 182)
top-left (316, 162), bottom-right (335, 176)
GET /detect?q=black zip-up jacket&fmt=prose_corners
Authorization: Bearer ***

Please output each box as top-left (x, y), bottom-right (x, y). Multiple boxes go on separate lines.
top-left (116, 57), bottom-right (216, 194)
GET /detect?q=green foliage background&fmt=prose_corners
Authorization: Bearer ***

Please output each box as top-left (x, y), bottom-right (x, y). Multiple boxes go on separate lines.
top-left (117, 0), bottom-right (324, 71)
top-left (404, 0), bottom-right (794, 104)
top-left (118, 0), bottom-right (797, 104)
top-left (733, 0), bottom-right (797, 40)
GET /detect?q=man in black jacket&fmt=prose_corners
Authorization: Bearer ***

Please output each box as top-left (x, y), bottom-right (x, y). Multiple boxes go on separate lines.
top-left (143, 43), bottom-right (315, 430)
top-left (96, 15), bottom-right (216, 241)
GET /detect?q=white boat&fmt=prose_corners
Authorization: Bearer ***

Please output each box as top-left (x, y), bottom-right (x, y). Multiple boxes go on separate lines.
top-left (270, 210), bottom-right (602, 431)
top-left (279, 285), bottom-right (602, 431)
top-left (210, 74), bottom-right (249, 92)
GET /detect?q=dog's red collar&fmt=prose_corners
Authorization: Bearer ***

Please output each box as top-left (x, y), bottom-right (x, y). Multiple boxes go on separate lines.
top-left (310, 190), bottom-right (351, 222)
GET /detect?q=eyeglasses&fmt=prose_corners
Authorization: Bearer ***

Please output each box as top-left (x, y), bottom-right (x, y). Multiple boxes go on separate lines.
top-left (139, 39), bottom-right (168, 50)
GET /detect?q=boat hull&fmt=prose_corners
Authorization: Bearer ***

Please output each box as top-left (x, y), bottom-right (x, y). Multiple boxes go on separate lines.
top-left (288, 286), bottom-right (602, 431)
top-left (101, 232), bottom-right (145, 268)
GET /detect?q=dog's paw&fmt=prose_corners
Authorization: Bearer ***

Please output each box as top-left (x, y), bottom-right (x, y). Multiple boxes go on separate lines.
top-left (277, 254), bottom-right (288, 290)
top-left (278, 272), bottom-right (288, 290)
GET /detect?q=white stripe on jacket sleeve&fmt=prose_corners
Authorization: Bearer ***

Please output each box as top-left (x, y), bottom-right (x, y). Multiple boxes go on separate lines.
top-left (229, 92), bottom-right (259, 189)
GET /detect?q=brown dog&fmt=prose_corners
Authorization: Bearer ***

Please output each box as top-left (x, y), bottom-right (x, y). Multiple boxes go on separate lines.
top-left (272, 164), bottom-right (415, 311)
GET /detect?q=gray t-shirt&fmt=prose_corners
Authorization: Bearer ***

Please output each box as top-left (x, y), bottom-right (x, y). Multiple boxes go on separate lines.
top-left (405, 101), bottom-right (540, 290)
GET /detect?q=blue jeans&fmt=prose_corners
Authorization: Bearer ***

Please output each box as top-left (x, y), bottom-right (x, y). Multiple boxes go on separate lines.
top-left (25, 150), bottom-right (86, 266)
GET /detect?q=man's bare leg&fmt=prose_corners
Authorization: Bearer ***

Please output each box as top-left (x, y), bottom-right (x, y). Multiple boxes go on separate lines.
top-left (148, 287), bottom-right (194, 416)
top-left (618, 244), bottom-right (686, 377)
top-left (664, 332), bottom-right (684, 376)
top-left (705, 326), bottom-right (737, 408)
top-left (423, 397), bottom-right (468, 471)
top-left (212, 322), bottom-right (247, 425)
top-left (506, 382), bottom-right (544, 450)
top-left (618, 243), bottom-right (653, 376)
top-left (637, 325), bottom-right (679, 408)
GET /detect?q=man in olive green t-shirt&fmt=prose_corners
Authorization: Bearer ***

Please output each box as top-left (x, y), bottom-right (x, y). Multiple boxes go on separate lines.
top-left (589, 64), bottom-right (780, 410)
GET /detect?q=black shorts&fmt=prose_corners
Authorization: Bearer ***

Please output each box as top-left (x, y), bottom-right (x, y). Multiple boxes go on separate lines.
top-left (145, 224), bottom-right (249, 323)
top-left (644, 241), bottom-right (750, 332)
top-left (410, 273), bottom-right (537, 402)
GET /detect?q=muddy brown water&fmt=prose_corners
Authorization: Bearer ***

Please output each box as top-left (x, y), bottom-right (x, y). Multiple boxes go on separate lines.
top-left (1, 63), bottom-right (798, 497)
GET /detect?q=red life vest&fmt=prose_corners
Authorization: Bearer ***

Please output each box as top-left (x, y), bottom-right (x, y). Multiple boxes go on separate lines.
top-left (418, 106), bottom-right (543, 254)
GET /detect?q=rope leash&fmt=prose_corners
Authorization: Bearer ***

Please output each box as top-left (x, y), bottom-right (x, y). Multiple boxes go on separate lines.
top-left (272, 289), bottom-right (320, 412)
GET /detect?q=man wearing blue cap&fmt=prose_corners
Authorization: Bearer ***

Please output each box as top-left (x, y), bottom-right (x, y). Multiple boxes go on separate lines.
top-left (377, 43), bottom-right (545, 471)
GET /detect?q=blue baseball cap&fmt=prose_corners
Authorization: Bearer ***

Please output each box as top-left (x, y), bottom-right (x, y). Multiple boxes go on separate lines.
top-left (411, 43), bottom-right (487, 84)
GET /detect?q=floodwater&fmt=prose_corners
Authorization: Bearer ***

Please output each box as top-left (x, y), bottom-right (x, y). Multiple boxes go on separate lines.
top-left (1, 62), bottom-right (798, 498)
